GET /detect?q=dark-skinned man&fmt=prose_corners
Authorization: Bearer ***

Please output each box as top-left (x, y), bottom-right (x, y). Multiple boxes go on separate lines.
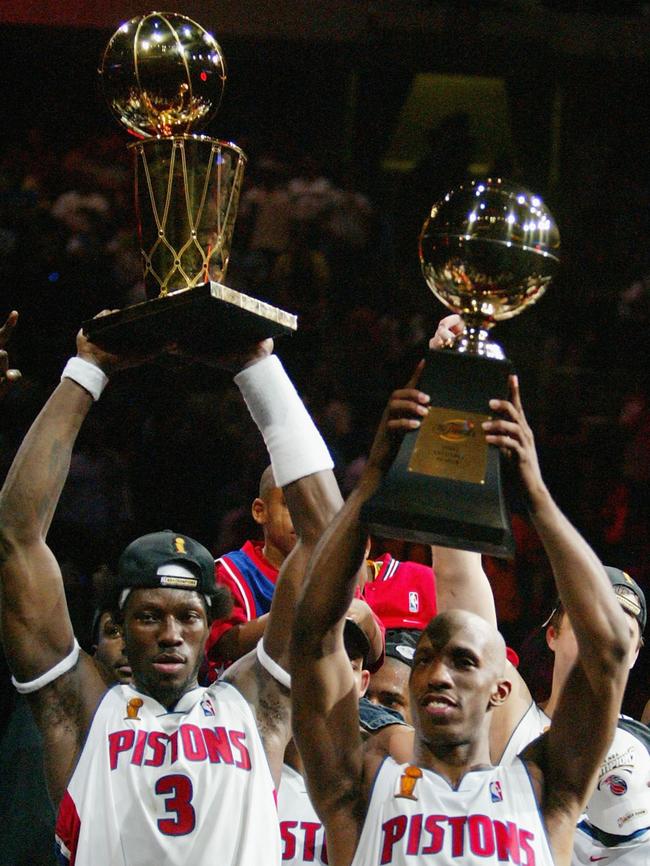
top-left (0, 319), bottom-right (342, 866)
top-left (290, 364), bottom-right (631, 866)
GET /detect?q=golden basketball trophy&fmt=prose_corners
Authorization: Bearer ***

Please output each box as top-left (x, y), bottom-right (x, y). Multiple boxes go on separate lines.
top-left (363, 178), bottom-right (560, 556)
top-left (84, 11), bottom-right (296, 351)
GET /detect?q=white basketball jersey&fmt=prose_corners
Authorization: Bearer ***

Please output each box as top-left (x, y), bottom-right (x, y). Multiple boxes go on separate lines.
top-left (572, 824), bottom-right (650, 865)
top-left (499, 702), bottom-right (551, 765)
top-left (351, 756), bottom-right (554, 866)
top-left (279, 763), bottom-right (328, 864)
top-left (55, 681), bottom-right (281, 866)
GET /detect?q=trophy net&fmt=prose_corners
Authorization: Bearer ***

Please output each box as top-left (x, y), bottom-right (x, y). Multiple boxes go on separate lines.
top-left (131, 135), bottom-right (246, 298)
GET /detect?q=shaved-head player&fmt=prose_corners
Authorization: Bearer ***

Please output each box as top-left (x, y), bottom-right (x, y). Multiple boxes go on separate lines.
top-left (290, 367), bottom-right (632, 866)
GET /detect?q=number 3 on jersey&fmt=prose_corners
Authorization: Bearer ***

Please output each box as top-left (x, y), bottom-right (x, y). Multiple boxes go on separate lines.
top-left (156, 774), bottom-right (196, 835)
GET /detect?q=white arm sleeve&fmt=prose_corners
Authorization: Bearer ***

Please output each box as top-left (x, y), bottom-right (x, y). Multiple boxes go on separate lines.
top-left (234, 355), bottom-right (333, 487)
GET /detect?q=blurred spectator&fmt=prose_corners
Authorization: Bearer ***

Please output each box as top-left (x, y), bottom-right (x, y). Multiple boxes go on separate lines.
top-left (288, 155), bottom-right (339, 228)
top-left (235, 155), bottom-right (293, 292)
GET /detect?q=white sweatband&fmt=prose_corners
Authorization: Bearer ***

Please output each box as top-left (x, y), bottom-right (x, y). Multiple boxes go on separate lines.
top-left (12, 639), bottom-right (80, 694)
top-left (61, 357), bottom-right (109, 401)
top-left (256, 639), bottom-right (291, 690)
top-left (234, 355), bottom-right (333, 487)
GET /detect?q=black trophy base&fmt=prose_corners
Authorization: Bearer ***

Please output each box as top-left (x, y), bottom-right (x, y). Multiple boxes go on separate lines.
top-left (83, 282), bottom-right (297, 353)
top-left (362, 349), bottom-right (515, 558)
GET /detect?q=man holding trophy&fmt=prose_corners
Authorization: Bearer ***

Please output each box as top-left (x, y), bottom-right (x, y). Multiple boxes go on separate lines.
top-left (0, 12), bottom-right (332, 866)
top-left (0, 315), bottom-right (344, 866)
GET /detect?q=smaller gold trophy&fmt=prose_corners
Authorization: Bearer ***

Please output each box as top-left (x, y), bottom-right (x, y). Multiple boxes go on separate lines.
top-left (84, 11), bottom-right (297, 352)
top-left (363, 178), bottom-right (560, 557)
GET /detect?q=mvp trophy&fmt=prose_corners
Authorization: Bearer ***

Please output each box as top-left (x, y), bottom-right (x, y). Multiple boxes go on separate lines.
top-left (84, 11), bottom-right (296, 351)
top-left (362, 178), bottom-right (560, 556)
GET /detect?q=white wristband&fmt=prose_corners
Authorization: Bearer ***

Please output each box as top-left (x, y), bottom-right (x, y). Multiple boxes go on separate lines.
top-left (61, 357), bottom-right (109, 401)
top-left (12, 639), bottom-right (80, 694)
top-left (256, 639), bottom-right (291, 690)
top-left (234, 355), bottom-right (333, 487)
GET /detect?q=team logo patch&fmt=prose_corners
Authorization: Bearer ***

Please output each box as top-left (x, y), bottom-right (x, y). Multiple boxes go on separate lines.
top-left (174, 536), bottom-right (187, 554)
top-left (159, 575), bottom-right (198, 589)
top-left (396, 766), bottom-right (422, 800)
top-left (600, 774), bottom-right (628, 796)
top-left (489, 780), bottom-right (503, 803)
top-left (125, 697), bottom-right (143, 721)
top-left (437, 419), bottom-right (475, 442)
top-left (409, 591), bottom-right (419, 613)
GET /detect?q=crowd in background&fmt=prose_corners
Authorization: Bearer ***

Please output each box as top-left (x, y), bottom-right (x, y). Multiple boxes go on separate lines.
top-left (0, 125), bottom-right (648, 725)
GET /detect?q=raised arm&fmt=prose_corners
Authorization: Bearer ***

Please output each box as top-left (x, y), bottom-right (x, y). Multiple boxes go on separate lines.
top-left (0, 322), bottom-right (149, 804)
top-left (430, 309), bottom-right (534, 761)
top-left (291, 373), bottom-right (429, 866)
top-left (427, 311), bottom-right (499, 627)
top-left (221, 347), bottom-right (343, 785)
top-left (486, 375), bottom-right (631, 858)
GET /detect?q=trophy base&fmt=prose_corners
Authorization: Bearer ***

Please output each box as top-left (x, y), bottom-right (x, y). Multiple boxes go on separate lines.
top-left (362, 350), bottom-right (515, 558)
top-left (83, 282), bottom-right (298, 353)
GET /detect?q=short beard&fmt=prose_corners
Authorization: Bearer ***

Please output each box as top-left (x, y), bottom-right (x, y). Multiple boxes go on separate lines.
top-left (135, 662), bottom-right (201, 710)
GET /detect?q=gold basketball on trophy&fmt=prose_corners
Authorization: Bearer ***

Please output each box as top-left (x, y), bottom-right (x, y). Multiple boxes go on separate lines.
top-left (419, 177), bottom-right (560, 358)
top-left (100, 11), bottom-right (226, 138)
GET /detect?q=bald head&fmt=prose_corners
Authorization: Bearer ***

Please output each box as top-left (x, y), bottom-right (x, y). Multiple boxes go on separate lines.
top-left (421, 610), bottom-right (507, 677)
top-left (409, 610), bottom-right (511, 760)
top-left (258, 465), bottom-right (277, 500)
top-left (252, 466), bottom-right (296, 565)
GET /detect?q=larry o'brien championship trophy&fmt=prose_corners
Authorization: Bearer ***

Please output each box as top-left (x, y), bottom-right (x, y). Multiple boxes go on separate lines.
top-left (84, 11), bottom-right (296, 351)
top-left (363, 178), bottom-right (560, 556)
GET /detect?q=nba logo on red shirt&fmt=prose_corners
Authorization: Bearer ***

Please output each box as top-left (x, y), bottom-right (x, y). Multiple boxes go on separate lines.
top-left (409, 592), bottom-right (419, 613)
top-left (490, 780), bottom-right (503, 803)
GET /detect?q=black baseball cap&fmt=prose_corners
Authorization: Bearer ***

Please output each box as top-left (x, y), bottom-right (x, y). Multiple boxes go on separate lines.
top-left (605, 566), bottom-right (646, 633)
top-left (384, 629), bottom-right (421, 667)
top-left (542, 566), bottom-right (646, 634)
top-left (115, 530), bottom-right (216, 604)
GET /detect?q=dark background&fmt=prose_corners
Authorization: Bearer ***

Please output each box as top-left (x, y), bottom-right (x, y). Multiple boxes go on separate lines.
top-left (0, 3), bottom-right (649, 861)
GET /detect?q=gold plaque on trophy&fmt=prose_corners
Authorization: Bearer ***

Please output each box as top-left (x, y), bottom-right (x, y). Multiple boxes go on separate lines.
top-left (408, 406), bottom-right (490, 485)
top-left (84, 11), bottom-right (296, 352)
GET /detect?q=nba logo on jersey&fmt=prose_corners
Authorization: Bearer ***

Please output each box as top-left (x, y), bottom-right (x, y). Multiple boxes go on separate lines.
top-left (201, 695), bottom-right (216, 717)
top-left (409, 592), bottom-right (419, 613)
top-left (490, 780), bottom-right (503, 803)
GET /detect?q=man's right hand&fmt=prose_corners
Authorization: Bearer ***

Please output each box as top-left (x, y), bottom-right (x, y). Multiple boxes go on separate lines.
top-left (429, 313), bottom-right (465, 350)
top-left (365, 364), bottom-right (430, 477)
top-left (166, 337), bottom-right (274, 374)
top-left (76, 311), bottom-right (160, 376)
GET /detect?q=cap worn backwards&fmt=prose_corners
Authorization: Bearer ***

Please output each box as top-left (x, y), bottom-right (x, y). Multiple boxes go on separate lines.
top-left (604, 566), bottom-right (646, 634)
top-left (115, 530), bottom-right (216, 606)
top-left (384, 628), bottom-right (421, 667)
top-left (542, 566), bottom-right (646, 634)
